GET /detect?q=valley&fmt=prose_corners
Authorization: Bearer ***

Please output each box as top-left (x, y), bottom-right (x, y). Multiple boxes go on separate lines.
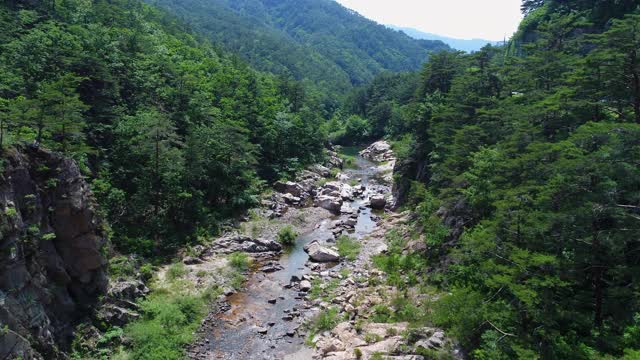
top-left (1, 0), bottom-right (640, 359)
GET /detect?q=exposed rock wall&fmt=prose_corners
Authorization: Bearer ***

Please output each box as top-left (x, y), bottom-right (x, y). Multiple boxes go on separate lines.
top-left (0, 145), bottom-right (109, 359)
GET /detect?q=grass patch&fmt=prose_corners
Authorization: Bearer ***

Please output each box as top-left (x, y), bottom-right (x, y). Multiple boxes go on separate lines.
top-left (228, 252), bottom-right (252, 271)
top-left (166, 263), bottom-right (187, 281)
top-left (306, 307), bottom-right (341, 341)
top-left (309, 278), bottom-right (341, 301)
top-left (337, 235), bottom-right (361, 261)
top-left (123, 291), bottom-right (207, 359)
top-left (109, 255), bottom-right (138, 279)
top-left (277, 225), bottom-right (297, 247)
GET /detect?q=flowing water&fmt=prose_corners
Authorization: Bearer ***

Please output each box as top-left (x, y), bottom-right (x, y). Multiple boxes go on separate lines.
top-left (200, 155), bottom-right (383, 359)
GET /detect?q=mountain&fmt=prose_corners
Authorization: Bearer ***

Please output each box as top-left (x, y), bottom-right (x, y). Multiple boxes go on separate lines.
top-left (148, 0), bottom-right (451, 92)
top-left (388, 25), bottom-right (502, 52)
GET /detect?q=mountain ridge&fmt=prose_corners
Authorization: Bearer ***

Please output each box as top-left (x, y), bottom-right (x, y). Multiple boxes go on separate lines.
top-left (148, 0), bottom-right (451, 93)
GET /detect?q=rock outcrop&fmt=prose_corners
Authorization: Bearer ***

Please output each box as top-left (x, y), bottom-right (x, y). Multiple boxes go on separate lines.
top-left (0, 145), bottom-right (109, 359)
top-left (359, 141), bottom-right (394, 162)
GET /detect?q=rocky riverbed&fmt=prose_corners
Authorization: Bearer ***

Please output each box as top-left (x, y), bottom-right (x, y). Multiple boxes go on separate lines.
top-left (179, 141), bottom-right (456, 360)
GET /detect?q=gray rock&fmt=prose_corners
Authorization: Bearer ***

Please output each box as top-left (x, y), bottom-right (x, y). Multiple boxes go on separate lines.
top-left (369, 194), bottom-right (387, 209)
top-left (300, 280), bottom-right (312, 292)
top-left (305, 242), bottom-right (340, 262)
top-left (274, 181), bottom-right (306, 198)
top-left (108, 280), bottom-right (150, 302)
top-left (314, 195), bottom-right (343, 213)
top-left (183, 256), bottom-right (203, 265)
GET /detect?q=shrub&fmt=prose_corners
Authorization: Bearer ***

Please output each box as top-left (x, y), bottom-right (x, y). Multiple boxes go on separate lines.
top-left (371, 304), bottom-right (392, 323)
top-left (277, 225), bottom-right (297, 247)
top-left (311, 307), bottom-right (340, 333)
top-left (124, 293), bottom-right (206, 360)
top-left (364, 332), bottom-right (382, 344)
top-left (109, 256), bottom-right (137, 279)
top-left (337, 235), bottom-right (361, 261)
top-left (354, 348), bottom-right (363, 359)
top-left (140, 263), bottom-right (154, 281)
top-left (228, 252), bottom-right (251, 270)
top-left (166, 263), bottom-right (186, 281)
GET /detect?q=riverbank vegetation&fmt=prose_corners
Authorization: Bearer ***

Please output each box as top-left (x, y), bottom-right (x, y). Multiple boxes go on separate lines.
top-left (341, 2), bottom-right (640, 358)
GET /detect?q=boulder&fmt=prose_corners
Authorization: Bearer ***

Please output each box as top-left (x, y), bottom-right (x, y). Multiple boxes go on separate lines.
top-left (213, 234), bottom-right (282, 253)
top-left (305, 242), bottom-right (340, 262)
top-left (183, 256), bottom-right (202, 265)
top-left (308, 164), bottom-right (331, 177)
top-left (369, 194), bottom-right (387, 209)
top-left (359, 141), bottom-right (394, 162)
top-left (108, 280), bottom-right (150, 301)
top-left (325, 151), bottom-right (344, 169)
top-left (300, 280), bottom-right (312, 292)
top-left (274, 181), bottom-right (306, 198)
top-left (97, 304), bottom-right (140, 327)
top-left (314, 195), bottom-right (343, 213)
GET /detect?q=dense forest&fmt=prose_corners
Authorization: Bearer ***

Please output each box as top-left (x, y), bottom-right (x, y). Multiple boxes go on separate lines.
top-left (1, 0), bottom-right (640, 359)
top-left (336, 0), bottom-right (640, 358)
top-left (0, 0), bottom-right (327, 255)
top-left (148, 0), bottom-right (450, 98)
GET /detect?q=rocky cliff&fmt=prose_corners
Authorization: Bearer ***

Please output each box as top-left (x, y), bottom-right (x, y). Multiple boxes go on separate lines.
top-left (0, 145), bottom-right (109, 359)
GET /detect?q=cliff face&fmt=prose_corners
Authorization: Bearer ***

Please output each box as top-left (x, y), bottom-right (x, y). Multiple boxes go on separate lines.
top-left (0, 145), bottom-right (109, 359)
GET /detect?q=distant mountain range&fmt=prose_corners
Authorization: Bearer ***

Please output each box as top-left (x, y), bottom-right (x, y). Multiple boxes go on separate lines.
top-left (388, 25), bottom-right (503, 53)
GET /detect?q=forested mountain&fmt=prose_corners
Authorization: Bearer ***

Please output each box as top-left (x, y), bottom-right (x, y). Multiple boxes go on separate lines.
top-left (0, 0), bottom-right (326, 255)
top-left (147, 0), bottom-right (450, 94)
top-left (334, 1), bottom-right (640, 358)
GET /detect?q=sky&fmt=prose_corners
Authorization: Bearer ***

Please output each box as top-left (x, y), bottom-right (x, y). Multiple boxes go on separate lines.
top-left (335, 0), bottom-right (524, 41)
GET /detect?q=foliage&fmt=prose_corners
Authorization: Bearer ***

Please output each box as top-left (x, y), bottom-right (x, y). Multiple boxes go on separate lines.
top-left (336, 235), bottom-right (361, 261)
top-left (166, 263), bottom-right (186, 281)
top-left (308, 307), bottom-right (340, 336)
top-left (149, 0), bottom-right (450, 98)
top-left (342, 3), bottom-right (640, 358)
top-left (227, 252), bottom-right (251, 271)
top-left (276, 225), bottom-right (297, 247)
top-left (0, 0), bottom-right (326, 254)
top-left (123, 292), bottom-right (206, 360)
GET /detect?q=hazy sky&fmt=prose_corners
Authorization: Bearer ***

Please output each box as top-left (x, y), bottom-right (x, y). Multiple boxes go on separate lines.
top-left (335, 0), bottom-right (524, 41)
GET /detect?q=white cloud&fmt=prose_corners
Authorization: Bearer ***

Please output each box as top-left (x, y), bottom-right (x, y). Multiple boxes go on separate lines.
top-left (335, 0), bottom-right (524, 41)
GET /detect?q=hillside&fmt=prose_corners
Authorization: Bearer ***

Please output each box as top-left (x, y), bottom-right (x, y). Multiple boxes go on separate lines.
top-left (148, 0), bottom-right (450, 91)
top-left (388, 25), bottom-right (502, 52)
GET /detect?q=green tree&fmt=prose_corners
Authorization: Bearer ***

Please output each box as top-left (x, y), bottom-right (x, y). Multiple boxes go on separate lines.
top-left (36, 74), bottom-right (88, 152)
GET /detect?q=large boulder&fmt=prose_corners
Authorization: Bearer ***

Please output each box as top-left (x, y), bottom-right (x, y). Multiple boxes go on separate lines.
top-left (212, 234), bottom-right (282, 254)
top-left (305, 241), bottom-right (340, 262)
top-left (308, 164), bottom-right (331, 178)
top-left (359, 141), bottom-right (394, 162)
top-left (274, 181), bottom-right (306, 198)
top-left (108, 280), bottom-right (149, 301)
top-left (370, 194), bottom-right (387, 209)
top-left (314, 195), bottom-right (343, 213)
top-left (325, 151), bottom-right (344, 169)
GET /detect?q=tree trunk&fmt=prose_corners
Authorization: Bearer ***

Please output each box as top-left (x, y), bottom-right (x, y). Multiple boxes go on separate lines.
top-left (0, 118), bottom-right (4, 151)
top-left (592, 219), bottom-right (604, 328)
top-left (629, 49), bottom-right (640, 124)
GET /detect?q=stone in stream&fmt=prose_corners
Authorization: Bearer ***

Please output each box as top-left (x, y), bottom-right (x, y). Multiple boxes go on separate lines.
top-left (299, 280), bottom-right (312, 292)
top-left (314, 195), bottom-right (343, 213)
top-left (304, 241), bottom-right (340, 263)
top-left (268, 298), bottom-right (277, 304)
top-left (369, 194), bottom-right (387, 209)
top-left (257, 327), bottom-right (269, 334)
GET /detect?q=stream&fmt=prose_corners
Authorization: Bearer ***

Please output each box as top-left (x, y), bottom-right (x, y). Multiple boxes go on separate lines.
top-left (199, 155), bottom-right (384, 359)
